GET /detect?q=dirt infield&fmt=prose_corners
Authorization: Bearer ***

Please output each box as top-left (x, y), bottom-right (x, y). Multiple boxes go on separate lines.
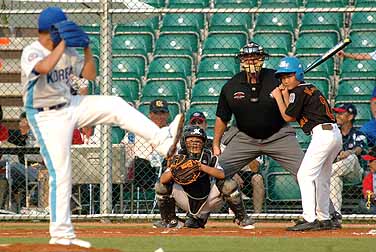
top-left (1, 222), bottom-right (375, 252)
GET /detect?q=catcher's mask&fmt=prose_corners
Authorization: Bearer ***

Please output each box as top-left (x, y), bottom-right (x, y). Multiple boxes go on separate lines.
top-left (181, 125), bottom-right (207, 160)
top-left (237, 42), bottom-right (269, 75)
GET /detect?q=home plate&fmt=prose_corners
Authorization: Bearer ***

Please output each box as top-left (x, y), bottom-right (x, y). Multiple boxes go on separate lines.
top-left (0, 244), bottom-right (11, 247)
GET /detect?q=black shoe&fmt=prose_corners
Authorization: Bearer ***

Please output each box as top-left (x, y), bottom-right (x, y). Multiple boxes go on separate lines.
top-left (234, 215), bottom-right (255, 229)
top-left (293, 218), bottom-right (306, 225)
top-left (287, 219), bottom-right (321, 231)
top-left (184, 216), bottom-right (205, 228)
top-left (317, 220), bottom-right (333, 230)
top-left (331, 212), bottom-right (342, 229)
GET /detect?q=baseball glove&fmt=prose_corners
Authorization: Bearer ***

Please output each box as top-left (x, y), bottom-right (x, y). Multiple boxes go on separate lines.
top-left (50, 20), bottom-right (90, 48)
top-left (168, 154), bottom-right (201, 185)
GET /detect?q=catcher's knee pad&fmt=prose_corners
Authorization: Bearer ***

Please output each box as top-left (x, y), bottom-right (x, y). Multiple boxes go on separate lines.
top-left (217, 178), bottom-right (240, 198)
top-left (155, 181), bottom-right (172, 197)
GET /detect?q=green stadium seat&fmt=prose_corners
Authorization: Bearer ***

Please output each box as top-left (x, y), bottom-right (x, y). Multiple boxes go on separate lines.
top-left (202, 33), bottom-right (247, 56)
top-left (186, 103), bottom-right (218, 127)
top-left (263, 56), bottom-right (283, 69)
top-left (141, 80), bottom-right (186, 102)
top-left (345, 31), bottom-right (376, 53)
top-left (267, 158), bottom-right (286, 173)
top-left (147, 57), bottom-right (192, 87)
top-left (214, 0), bottom-right (257, 8)
top-left (112, 34), bottom-right (153, 60)
top-left (113, 16), bottom-right (159, 41)
top-left (112, 80), bottom-right (140, 103)
top-left (138, 102), bottom-right (180, 124)
top-left (300, 12), bottom-right (343, 40)
top-left (112, 57), bottom-right (145, 85)
top-left (295, 32), bottom-right (338, 56)
top-left (208, 13), bottom-right (252, 36)
top-left (167, 0), bottom-right (209, 8)
top-left (260, 0), bottom-right (299, 8)
top-left (154, 34), bottom-right (198, 60)
top-left (306, 79), bottom-right (330, 98)
top-left (76, 34), bottom-right (100, 55)
top-left (305, 0), bottom-right (345, 7)
top-left (355, 0), bottom-right (375, 7)
top-left (112, 126), bottom-right (125, 144)
top-left (339, 58), bottom-right (376, 80)
top-left (143, 0), bottom-right (165, 8)
top-left (252, 33), bottom-right (292, 56)
top-left (333, 102), bottom-right (372, 128)
top-left (350, 12), bottom-right (376, 31)
top-left (295, 128), bottom-right (312, 150)
top-left (82, 24), bottom-right (100, 34)
top-left (191, 79), bottom-right (227, 103)
top-left (299, 56), bottom-right (334, 81)
top-left (254, 13), bottom-right (297, 40)
top-left (266, 172), bottom-right (301, 201)
top-left (160, 13), bottom-right (205, 40)
top-left (197, 57), bottom-right (239, 80)
top-left (336, 79), bottom-right (376, 102)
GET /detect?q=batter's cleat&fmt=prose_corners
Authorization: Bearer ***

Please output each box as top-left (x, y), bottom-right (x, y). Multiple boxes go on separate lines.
top-left (49, 237), bottom-right (91, 248)
top-left (153, 218), bottom-right (184, 229)
top-left (155, 113), bottom-right (185, 158)
top-left (331, 211), bottom-right (342, 229)
top-left (287, 219), bottom-right (322, 231)
top-left (234, 215), bottom-right (256, 230)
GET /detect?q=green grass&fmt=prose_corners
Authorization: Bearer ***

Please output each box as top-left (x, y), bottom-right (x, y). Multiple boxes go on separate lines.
top-left (0, 237), bottom-right (375, 252)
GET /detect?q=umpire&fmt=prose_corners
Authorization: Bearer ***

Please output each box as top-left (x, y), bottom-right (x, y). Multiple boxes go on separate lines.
top-left (213, 42), bottom-right (305, 225)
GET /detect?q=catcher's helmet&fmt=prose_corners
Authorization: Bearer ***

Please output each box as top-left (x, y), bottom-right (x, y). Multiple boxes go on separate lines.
top-left (38, 7), bottom-right (67, 32)
top-left (275, 56), bottom-right (304, 82)
top-left (180, 126), bottom-right (207, 159)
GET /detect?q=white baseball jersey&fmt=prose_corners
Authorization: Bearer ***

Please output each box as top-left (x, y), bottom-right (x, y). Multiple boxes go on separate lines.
top-left (21, 41), bottom-right (84, 109)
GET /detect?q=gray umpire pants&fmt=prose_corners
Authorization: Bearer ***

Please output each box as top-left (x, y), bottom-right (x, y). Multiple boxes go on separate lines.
top-left (219, 124), bottom-right (337, 215)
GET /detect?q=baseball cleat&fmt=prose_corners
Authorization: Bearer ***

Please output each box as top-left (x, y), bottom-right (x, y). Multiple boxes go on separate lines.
top-left (153, 218), bottom-right (184, 229)
top-left (287, 219), bottom-right (332, 231)
top-left (235, 215), bottom-right (256, 230)
top-left (155, 113), bottom-right (185, 158)
top-left (49, 237), bottom-right (91, 248)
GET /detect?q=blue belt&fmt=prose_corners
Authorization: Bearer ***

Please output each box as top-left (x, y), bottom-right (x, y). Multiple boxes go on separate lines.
top-left (36, 103), bottom-right (67, 112)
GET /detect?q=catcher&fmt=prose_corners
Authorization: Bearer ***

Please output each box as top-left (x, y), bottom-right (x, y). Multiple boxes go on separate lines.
top-left (154, 125), bottom-right (244, 229)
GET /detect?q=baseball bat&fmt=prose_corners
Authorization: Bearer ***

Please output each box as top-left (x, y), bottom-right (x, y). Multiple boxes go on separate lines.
top-left (304, 37), bottom-right (352, 73)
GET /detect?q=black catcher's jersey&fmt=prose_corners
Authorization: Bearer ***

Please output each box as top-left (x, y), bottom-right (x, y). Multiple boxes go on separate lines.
top-left (285, 83), bottom-right (335, 135)
top-left (178, 148), bottom-right (218, 199)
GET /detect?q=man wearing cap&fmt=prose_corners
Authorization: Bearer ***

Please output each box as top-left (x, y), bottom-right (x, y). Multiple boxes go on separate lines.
top-left (330, 103), bottom-right (367, 217)
top-left (189, 111), bottom-right (213, 149)
top-left (123, 99), bottom-right (170, 192)
top-left (359, 87), bottom-right (376, 147)
top-left (360, 146), bottom-right (376, 213)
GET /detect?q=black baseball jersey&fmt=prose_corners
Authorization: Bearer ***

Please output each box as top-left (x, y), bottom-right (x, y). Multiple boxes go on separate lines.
top-left (216, 69), bottom-right (286, 139)
top-left (285, 83), bottom-right (335, 135)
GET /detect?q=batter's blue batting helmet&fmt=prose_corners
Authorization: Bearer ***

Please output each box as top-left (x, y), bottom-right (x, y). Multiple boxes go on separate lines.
top-left (275, 56), bottom-right (304, 82)
top-left (38, 7), bottom-right (67, 32)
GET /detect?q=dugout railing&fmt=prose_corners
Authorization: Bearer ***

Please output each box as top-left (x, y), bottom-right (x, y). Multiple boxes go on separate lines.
top-left (0, 0), bottom-right (376, 222)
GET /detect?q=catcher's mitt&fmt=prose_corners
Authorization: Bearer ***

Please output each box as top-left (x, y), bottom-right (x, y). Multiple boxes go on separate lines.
top-left (50, 20), bottom-right (90, 48)
top-left (168, 154), bottom-right (201, 185)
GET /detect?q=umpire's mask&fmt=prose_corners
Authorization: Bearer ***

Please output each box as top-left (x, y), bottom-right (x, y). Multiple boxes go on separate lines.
top-left (237, 42), bottom-right (268, 76)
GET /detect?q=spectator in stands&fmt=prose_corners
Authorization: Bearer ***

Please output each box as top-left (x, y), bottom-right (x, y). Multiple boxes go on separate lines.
top-left (330, 104), bottom-right (367, 216)
top-left (122, 99), bottom-right (170, 191)
top-left (359, 146), bottom-right (376, 214)
top-left (359, 87), bottom-right (376, 147)
top-left (0, 106), bottom-right (9, 145)
top-left (0, 106), bottom-right (8, 209)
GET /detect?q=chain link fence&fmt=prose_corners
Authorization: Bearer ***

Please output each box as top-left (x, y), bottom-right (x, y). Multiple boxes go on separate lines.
top-left (0, 0), bottom-right (376, 221)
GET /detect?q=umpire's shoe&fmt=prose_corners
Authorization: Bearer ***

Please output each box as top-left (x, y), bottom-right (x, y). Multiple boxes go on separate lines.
top-left (155, 114), bottom-right (184, 158)
top-left (184, 215), bottom-right (206, 229)
top-left (287, 219), bottom-right (332, 231)
top-left (153, 218), bottom-right (184, 229)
